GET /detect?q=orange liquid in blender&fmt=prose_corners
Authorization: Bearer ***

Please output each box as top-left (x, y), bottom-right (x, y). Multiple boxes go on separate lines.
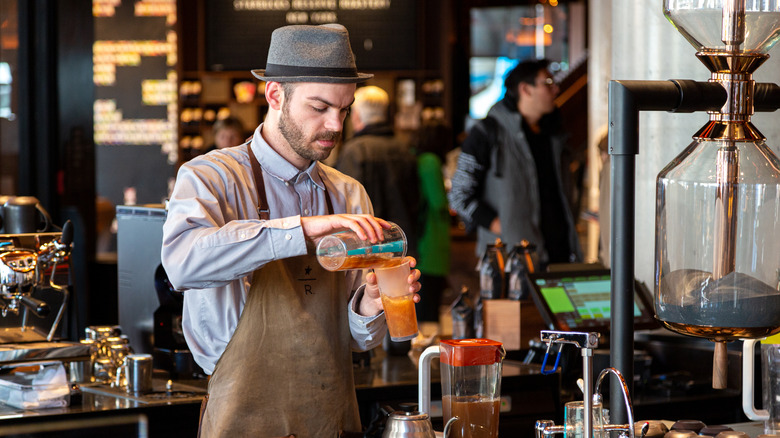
top-left (442, 396), bottom-right (500, 438)
top-left (380, 293), bottom-right (418, 341)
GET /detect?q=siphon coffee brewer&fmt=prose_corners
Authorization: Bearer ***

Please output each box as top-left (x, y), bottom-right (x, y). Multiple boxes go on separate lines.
top-left (654, 0), bottom-right (780, 388)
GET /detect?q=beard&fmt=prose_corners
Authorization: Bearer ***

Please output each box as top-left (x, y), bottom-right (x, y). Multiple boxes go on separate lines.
top-left (278, 99), bottom-right (341, 162)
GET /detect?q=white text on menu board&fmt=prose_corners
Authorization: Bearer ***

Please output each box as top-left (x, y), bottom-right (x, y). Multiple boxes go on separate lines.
top-left (233, 0), bottom-right (391, 24)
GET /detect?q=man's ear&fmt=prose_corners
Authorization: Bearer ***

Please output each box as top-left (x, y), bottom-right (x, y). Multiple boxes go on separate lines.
top-left (517, 82), bottom-right (532, 99)
top-left (265, 81), bottom-right (283, 110)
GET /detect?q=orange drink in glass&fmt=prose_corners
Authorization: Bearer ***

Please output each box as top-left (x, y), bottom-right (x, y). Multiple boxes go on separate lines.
top-left (374, 259), bottom-right (418, 341)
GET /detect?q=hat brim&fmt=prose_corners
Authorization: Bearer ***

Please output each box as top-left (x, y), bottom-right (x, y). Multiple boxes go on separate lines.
top-left (251, 69), bottom-right (373, 84)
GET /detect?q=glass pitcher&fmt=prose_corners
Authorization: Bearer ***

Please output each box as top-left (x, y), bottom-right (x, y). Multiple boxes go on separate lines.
top-left (419, 339), bottom-right (506, 438)
top-left (315, 222), bottom-right (407, 271)
top-left (743, 335), bottom-right (780, 435)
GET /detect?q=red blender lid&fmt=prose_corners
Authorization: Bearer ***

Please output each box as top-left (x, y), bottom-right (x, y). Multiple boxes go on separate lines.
top-left (439, 339), bottom-right (504, 366)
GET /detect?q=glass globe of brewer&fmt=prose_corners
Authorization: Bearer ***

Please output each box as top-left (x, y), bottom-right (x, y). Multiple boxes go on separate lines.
top-left (655, 138), bottom-right (780, 340)
top-left (664, 0), bottom-right (780, 55)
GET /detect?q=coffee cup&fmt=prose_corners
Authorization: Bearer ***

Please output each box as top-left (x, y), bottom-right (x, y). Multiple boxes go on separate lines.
top-left (2, 196), bottom-right (51, 234)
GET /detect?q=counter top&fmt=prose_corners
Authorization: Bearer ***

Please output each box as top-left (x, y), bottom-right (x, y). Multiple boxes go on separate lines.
top-left (0, 349), bottom-right (557, 437)
top-left (0, 377), bottom-right (206, 436)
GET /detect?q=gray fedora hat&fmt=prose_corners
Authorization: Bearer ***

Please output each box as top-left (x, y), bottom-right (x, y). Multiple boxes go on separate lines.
top-left (251, 24), bottom-right (373, 84)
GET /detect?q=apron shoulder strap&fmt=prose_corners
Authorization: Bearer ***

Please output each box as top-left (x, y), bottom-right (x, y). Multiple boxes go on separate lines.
top-left (317, 168), bottom-right (336, 215)
top-left (246, 141), bottom-right (270, 220)
top-left (246, 141), bottom-right (336, 217)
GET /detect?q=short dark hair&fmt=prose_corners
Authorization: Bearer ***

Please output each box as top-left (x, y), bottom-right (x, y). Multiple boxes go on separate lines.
top-left (213, 116), bottom-right (244, 134)
top-left (281, 82), bottom-right (298, 99)
top-left (504, 59), bottom-right (551, 105)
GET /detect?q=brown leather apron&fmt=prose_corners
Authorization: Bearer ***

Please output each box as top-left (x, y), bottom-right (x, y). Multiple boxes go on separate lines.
top-left (198, 146), bottom-right (361, 437)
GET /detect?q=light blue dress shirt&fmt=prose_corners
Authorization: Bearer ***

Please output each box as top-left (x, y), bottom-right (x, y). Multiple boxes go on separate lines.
top-left (161, 125), bottom-right (386, 375)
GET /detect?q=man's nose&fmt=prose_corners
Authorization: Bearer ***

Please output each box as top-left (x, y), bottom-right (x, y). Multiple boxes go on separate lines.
top-left (323, 111), bottom-right (344, 132)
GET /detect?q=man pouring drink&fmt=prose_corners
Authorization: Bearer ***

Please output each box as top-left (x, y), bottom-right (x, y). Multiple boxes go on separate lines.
top-left (161, 24), bottom-right (421, 438)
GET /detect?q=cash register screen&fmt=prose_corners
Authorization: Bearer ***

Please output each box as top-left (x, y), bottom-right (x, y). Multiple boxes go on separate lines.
top-left (528, 269), bottom-right (658, 334)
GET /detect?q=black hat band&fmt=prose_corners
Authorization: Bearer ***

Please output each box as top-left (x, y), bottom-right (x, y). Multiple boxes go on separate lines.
top-left (264, 63), bottom-right (359, 78)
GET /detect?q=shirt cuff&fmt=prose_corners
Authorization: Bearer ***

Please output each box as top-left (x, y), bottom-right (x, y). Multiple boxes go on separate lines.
top-left (350, 285), bottom-right (383, 319)
top-left (265, 216), bottom-right (308, 258)
top-left (348, 286), bottom-right (386, 351)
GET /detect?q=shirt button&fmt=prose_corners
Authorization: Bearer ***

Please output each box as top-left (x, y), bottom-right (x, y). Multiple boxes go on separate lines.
top-left (285, 233), bottom-right (292, 240)
top-left (304, 209), bottom-right (309, 215)
top-left (240, 233), bottom-right (246, 239)
top-left (285, 182), bottom-right (290, 187)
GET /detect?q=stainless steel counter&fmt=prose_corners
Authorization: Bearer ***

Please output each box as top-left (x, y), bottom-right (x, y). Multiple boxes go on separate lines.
top-left (0, 377), bottom-right (206, 437)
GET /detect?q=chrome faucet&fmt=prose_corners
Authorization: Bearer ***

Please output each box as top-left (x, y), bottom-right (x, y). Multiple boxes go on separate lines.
top-left (534, 330), bottom-right (645, 438)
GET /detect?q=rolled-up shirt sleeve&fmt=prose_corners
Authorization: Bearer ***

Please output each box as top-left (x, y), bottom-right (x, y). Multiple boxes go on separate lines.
top-left (347, 283), bottom-right (386, 351)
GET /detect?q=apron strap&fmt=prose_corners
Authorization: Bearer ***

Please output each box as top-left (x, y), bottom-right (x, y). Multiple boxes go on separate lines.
top-left (246, 141), bottom-right (335, 217)
top-left (246, 141), bottom-right (271, 220)
top-left (319, 168), bottom-right (335, 215)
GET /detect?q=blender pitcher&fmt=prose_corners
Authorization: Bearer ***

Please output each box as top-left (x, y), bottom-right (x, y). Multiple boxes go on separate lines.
top-left (419, 339), bottom-right (505, 438)
top-left (743, 335), bottom-right (780, 435)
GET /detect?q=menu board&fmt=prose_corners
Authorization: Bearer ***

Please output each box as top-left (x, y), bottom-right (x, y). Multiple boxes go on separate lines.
top-left (93, 0), bottom-right (177, 206)
top-left (93, 0), bottom-right (178, 163)
top-left (205, 0), bottom-right (418, 72)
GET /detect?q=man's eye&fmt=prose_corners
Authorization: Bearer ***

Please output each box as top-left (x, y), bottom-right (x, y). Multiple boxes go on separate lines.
top-left (312, 106), bottom-right (327, 113)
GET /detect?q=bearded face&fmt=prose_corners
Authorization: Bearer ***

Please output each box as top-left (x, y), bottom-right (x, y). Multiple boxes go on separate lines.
top-left (275, 82), bottom-right (353, 163)
top-left (278, 95), bottom-right (341, 162)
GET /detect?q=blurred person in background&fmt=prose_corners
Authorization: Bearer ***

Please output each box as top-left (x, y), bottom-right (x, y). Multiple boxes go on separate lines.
top-left (205, 116), bottom-right (246, 153)
top-left (336, 85), bottom-right (420, 257)
top-left (413, 120), bottom-right (452, 322)
top-left (448, 59), bottom-right (582, 269)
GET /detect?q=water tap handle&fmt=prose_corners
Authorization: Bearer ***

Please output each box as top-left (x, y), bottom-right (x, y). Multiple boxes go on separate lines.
top-left (541, 330), bottom-right (600, 349)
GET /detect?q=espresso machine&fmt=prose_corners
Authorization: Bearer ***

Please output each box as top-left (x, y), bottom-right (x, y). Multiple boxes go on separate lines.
top-left (0, 196), bottom-right (90, 364)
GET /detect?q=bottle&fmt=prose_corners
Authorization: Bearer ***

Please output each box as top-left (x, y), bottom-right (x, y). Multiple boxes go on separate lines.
top-left (477, 239), bottom-right (506, 300)
top-left (506, 240), bottom-right (539, 300)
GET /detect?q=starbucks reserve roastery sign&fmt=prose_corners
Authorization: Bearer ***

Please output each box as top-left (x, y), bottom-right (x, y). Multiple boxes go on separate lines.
top-left (206, 0), bottom-right (418, 71)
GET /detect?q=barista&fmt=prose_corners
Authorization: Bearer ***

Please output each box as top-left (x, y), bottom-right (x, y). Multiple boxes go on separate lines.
top-left (161, 24), bottom-right (421, 437)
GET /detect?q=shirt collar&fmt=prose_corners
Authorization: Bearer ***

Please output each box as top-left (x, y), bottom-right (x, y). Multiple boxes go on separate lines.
top-left (249, 124), bottom-right (327, 190)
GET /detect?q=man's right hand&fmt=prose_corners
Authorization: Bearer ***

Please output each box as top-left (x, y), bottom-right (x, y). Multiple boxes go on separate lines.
top-left (489, 217), bottom-right (501, 235)
top-left (300, 214), bottom-right (391, 245)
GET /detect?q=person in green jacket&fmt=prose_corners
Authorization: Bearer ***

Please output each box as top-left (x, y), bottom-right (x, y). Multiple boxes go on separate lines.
top-left (414, 120), bottom-right (453, 322)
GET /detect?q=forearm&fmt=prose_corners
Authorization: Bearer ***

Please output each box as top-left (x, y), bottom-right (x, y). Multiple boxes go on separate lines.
top-left (448, 152), bottom-right (497, 230)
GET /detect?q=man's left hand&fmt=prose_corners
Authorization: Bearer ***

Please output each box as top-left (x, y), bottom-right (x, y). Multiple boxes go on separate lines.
top-left (359, 256), bottom-right (421, 317)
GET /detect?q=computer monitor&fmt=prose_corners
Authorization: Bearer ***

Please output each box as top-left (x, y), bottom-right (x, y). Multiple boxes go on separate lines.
top-left (528, 269), bottom-right (659, 334)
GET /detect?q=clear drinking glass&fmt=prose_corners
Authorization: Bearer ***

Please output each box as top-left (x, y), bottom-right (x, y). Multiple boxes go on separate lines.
top-left (564, 401), bottom-right (606, 438)
top-left (374, 259), bottom-right (418, 341)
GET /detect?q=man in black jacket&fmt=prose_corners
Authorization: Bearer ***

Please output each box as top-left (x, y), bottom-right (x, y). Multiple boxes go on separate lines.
top-left (448, 59), bottom-right (582, 268)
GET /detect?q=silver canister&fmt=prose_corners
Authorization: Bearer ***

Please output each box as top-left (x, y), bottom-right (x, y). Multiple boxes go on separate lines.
top-left (85, 325), bottom-right (121, 341)
top-left (123, 354), bottom-right (153, 394)
top-left (68, 359), bottom-right (93, 384)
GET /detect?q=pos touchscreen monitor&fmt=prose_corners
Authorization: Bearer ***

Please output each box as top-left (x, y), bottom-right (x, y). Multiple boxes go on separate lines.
top-left (528, 269), bottom-right (659, 334)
